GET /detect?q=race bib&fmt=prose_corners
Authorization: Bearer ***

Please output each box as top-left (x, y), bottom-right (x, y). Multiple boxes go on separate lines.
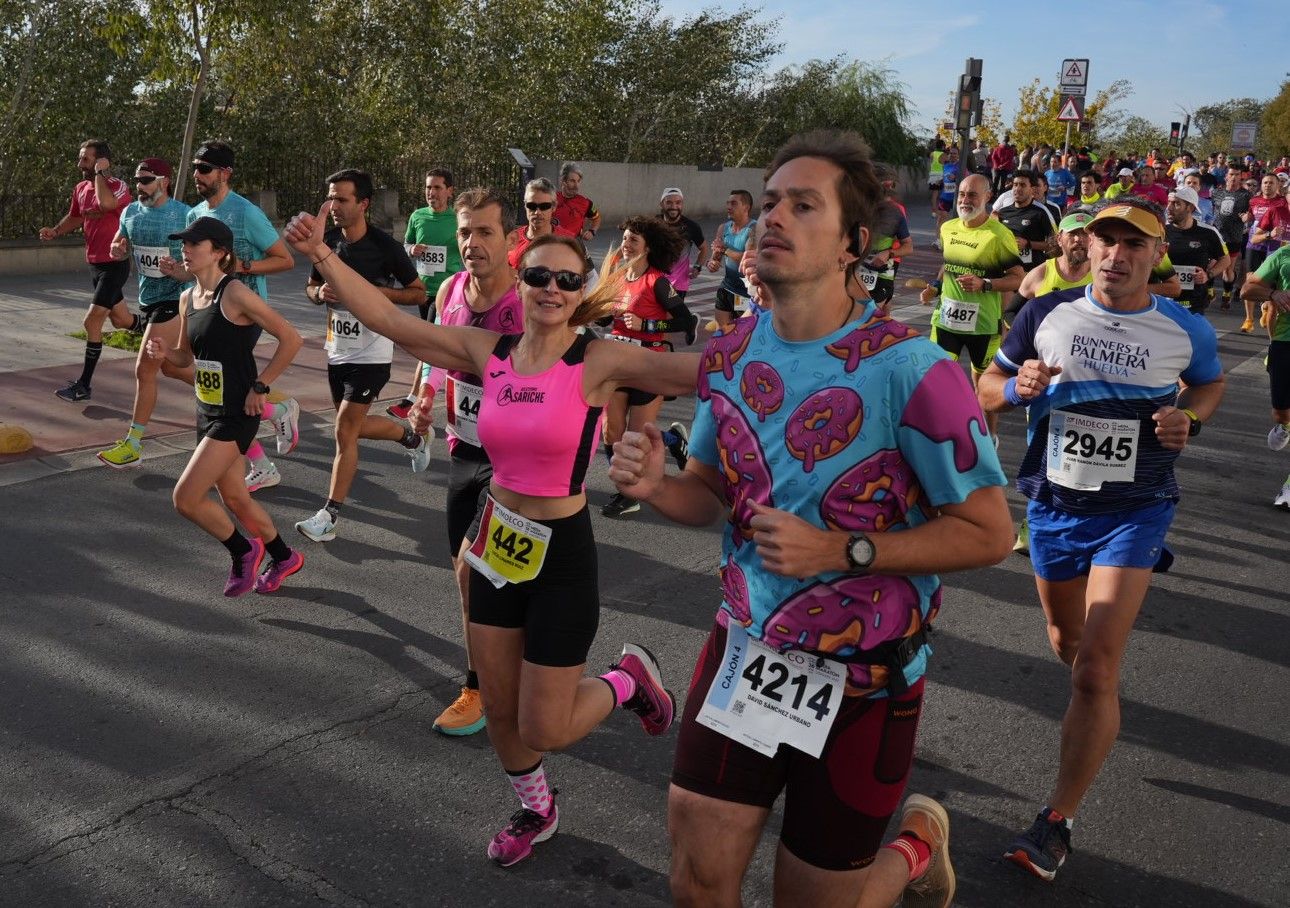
top-left (445, 375), bottom-right (482, 446)
top-left (193, 358), bottom-right (224, 406)
top-left (608, 333), bottom-right (643, 346)
top-left (134, 244), bottom-right (168, 279)
top-left (325, 310), bottom-right (363, 354)
top-left (1019, 247), bottom-right (1034, 264)
top-left (696, 624), bottom-right (844, 758)
top-left (940, 299), bottom-right (980, 332)
top-left (1175, 265), bottom-right (1198, 289)
top-left (732, 294), bottom-right (748, 313)
top-left (858, 267), bottom-right (879, 291)
top-left (415, 245), bottom-right (447, 276)
top-left (1046, 409), bottom-right (1140, 491)
top-left (942, 178), bottom-right (957, 195)
top-left (1220, 198), bottom-right (1235, 215)
top-left (465, 496), bottom-right (553, 588)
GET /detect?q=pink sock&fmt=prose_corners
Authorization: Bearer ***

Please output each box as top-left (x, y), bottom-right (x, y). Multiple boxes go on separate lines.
top-left (599, 669), bottom-right (636, 706)
top-left (506, 762), bottom-right (553, 816)
top-left (260, 401), bottom-right (276, 419)
top-left (246, 440), bottom-right (269, 466)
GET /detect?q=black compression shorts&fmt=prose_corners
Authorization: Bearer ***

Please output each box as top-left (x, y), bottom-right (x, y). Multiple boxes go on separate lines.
top-left (89, 260), bottom-right (130, 310)
top-left (446, 455), bottom-right (492, 555)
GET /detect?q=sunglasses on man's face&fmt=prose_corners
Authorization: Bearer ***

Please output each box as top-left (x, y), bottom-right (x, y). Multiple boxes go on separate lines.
top-left (525, 201), bottom-right (554, 211)
top-left (192, 162), bottom-right (218, 175)
top-left (520, 266), bottom-right (584, 291)
top-left (135, 174), bottom-right (158, 185)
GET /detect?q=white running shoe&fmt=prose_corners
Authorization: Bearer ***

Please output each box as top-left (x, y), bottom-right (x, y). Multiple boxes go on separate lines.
top-left (1275, 484), bottom-right (1290, 510)
top-left (1268, 423), bottom-right (1290, 452)
top-left (245, 462), bottom-right (282, 492)
top-left (272, 398), bottom-right (301, 455)
top-left (295, 508), bottom-right (337, 542)
top-left (408, 432), bottom-right (432, 473)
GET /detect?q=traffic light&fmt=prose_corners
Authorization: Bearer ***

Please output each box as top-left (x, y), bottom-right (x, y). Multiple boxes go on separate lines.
top-left (1170, 122), bottom-right (1181, 141)
top-left (956, 58), bottom-right (983, 130)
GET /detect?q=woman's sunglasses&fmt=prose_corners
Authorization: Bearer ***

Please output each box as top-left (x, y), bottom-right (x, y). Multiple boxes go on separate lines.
top-left (520, 266), bottom-right (584, 291)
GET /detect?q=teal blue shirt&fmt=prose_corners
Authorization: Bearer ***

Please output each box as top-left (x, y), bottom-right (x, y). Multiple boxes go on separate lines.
top-left (120, 198), bottom-right (192, 307)
top-left (187, 191), bottom-right (280, 300)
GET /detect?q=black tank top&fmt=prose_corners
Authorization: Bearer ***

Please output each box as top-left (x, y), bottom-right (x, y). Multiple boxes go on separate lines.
top-left (186, 275), bottom-right (259, 417)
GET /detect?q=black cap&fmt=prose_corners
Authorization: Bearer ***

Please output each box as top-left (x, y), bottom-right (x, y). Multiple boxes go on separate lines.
top-left (193, 143), bottom-right (235, 169)
top-left (169, 216), bottom-right (234, 247)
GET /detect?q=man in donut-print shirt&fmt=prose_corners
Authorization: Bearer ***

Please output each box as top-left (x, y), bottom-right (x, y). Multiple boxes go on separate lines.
top-left (609, 131), bottom-right (1012, 907)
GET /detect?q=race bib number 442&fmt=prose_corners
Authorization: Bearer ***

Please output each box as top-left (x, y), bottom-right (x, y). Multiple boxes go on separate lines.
top-left (696, 624), bottom-right (844, 758)
top-left (464, 496), bottom-right (552, 588)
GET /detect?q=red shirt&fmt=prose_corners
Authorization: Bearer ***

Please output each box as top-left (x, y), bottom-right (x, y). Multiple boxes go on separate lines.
top-left (68, 177), bottom-right (131, 263)
top-left (990, 144), bottom-right (1017, 170)
top-left (1131, 182), bottom-right (1169, 207)
top-left (1253, 196), bottom-right (1290, 250)
top-left (507, 227), bottom-right (534, 269)
top-left (553, 193), bottom-right (597, 237)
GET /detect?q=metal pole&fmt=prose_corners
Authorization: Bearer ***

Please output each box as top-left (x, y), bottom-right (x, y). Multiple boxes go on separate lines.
top-left (1063, 122), bottom-right (1072, 159)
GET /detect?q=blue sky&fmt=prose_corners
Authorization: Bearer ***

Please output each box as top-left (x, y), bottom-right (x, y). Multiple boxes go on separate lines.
top-left (656, 0), bottom-right (1288, 136)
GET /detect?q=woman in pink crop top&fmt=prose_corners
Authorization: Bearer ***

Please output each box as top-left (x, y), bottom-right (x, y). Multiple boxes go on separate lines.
top-left (285, 203), bottom-right (697, 866)
top-left (599, 215), bottom-right (697, 519)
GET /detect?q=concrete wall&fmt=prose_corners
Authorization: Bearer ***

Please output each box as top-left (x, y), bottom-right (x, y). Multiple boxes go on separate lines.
top-left (531, 158), bottom-right (768, 226)
top-left (0, 240), bottom-right (88, 277)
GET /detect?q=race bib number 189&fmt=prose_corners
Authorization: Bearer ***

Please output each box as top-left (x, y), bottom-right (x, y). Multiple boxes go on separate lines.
top-left (695, 624), bottom-right (844, 758)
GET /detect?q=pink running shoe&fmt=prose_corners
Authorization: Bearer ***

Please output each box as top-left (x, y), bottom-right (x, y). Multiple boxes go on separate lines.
top-left (254, 549), bottom-right (304, 594)
top-left (486, 796), bottom-right (559, 867)
top-left (224, 537), bottom-right (266, 597)
top-left (614, 643), bottom-right (675, 736)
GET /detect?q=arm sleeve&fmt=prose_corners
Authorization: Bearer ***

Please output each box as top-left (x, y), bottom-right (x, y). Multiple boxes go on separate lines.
top-left (893, 214), bottom-right (911, 242)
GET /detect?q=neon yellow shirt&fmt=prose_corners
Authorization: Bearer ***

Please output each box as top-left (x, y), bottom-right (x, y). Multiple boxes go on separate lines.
top-left (936, 217), bottom-right (1021, 335)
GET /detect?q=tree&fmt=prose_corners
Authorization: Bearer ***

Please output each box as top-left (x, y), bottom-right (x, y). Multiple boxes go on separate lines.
top-left (1009, 78), bottom-right (1133, 152)
top-left (1106, 116), bottom-right (1170, 159)
top-left (1262, 80), bottom-right (1290, 159)
top-left (936, 95), bottom-right (1005, 148)
top-left (1192, 97), bottom-right (1268, 157)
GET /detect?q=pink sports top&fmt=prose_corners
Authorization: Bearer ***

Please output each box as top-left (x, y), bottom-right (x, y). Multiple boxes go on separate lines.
top-left (475, 333), bottom-right (604, 497)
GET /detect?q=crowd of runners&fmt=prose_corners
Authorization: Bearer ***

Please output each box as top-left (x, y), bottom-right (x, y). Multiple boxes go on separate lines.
top-left (30, 121), bottom-right (1290, 905)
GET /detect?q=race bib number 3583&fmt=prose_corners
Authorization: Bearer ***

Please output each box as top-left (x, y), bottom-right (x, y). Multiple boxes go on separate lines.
top-left (695, 624), bottom-right (844, 758)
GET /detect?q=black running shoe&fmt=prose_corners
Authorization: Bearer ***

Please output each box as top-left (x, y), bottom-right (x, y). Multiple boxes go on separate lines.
top-left (601, 492), bottom-right (641, 519)
top-left (55, 380), bottom-right (91, 402)
top-left (665, 422), bottom-right (690, 470)
top-left (1003, 807), bottom-right (1072, 882)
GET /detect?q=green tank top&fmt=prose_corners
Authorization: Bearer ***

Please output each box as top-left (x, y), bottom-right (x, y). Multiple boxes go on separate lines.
top-left (1034, 258), bottom-right (1090, 296)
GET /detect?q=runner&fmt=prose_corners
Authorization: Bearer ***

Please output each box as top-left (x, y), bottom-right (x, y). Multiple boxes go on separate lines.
top-left (994, 169), bottom-right (1058, 274)
top-left (927, 138), bottom-right (946, 215)
top-left (599, 216), bottom-right (696, 519)
top-left (1044, 155), bottom-right (1076, 210)
top-left (658, 187), bottom-right (708, 307)
top-left (1208, 168), bottom-right (1251, 317)
top-left (283, 206), bottom-right (700, 868)
top-left (552, 162), bottom-right (600, 242)
top-left (386, 168), bottom-right (463, 419)
top-left (407, 188), bottom-right (525, 737)
top-left (295, 169), bottom-right (430, 543)
top-left (609, 129), bottom-right (1012, 908)
top-left (855, 165), bottom-right (913, 311)
top-left (1103, 167), bottom-right (1136, 200)
top-left (145, 217), bottom-right (305, 596)
top-left (933, 146), bottom-right (960, 238)
top-left (96, 158), bottom-right (191, 467)
top-left (991, 134), bottom-right (1018, 195)
top-left (978, 197), bottom-right (1225, 882)
top-left (1242, 174), bottom-right (1287, 330)
top-left (920, 173), bottom-right (1025, 441)
top-left (39, 139), bottom-right (141, 403)
top-left (1075, 172), bottom-right (1103, 209)
top-left (706, 190), bottom-right (757, 331)
top-left (1239, 244), bottom-right (1290, 506)
top-left (507, 177), bottom-right (558, 269)
top-left (1163, 187), bottom-right (1228, 316)
top-left (159, 140), bottom-right (301, 491)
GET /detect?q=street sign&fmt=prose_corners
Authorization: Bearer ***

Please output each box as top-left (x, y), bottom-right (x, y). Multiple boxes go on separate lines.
top-left (1231, 122), bottom-right (1258, 151)
top-left (1057, 96), bottom-right (1085, 122)
top-left (1059, 58), bottom-right (1089, 94)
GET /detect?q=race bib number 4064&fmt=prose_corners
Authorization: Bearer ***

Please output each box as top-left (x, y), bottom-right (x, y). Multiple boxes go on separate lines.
top-left (1046, 409), bottom-right (1140, 490)
top-left (696, 624), bottom-right (844, 758)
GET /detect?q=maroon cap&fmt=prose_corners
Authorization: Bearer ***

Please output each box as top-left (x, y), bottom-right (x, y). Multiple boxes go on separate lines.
top-left (136, 157), bottom-right (173, 178)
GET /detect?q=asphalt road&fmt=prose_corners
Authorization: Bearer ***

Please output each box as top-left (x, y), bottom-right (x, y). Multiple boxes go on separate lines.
top-left (1, 207), bottom-right (1288, 907)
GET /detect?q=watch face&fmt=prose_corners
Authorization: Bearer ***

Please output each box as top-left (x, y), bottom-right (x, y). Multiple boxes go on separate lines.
top-left (849, 535), bottom-right (875, 568)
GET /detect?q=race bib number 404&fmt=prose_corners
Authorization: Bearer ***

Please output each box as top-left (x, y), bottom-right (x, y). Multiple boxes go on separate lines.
top-left (696, 624), bottom-right (844, 758)
top-left (134, 244), bottom-right (168, 279)
top-left (1046, 409), bottom-right (1140, 490)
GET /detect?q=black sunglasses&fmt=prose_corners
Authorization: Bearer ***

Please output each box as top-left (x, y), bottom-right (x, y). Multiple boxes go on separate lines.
top-left (191, 162), bottom-right (218, 175)
top-left (134, 174), bottom-right (158, 184)
top-left (525, 201), bottom-right (554, 211)
top-left (520, 266), bottom-right (584, 291)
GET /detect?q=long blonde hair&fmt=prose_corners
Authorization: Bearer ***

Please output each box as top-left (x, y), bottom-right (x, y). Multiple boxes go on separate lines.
top-left (520, 234), bottom-right (625, 328)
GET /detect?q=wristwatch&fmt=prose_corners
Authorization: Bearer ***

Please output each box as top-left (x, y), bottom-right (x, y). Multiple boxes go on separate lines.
top-left (252, 381), bottom-right (270, 395)
top-left (1182, 407), bottom-right (1202, 436)
top-left (982, 278), bottom-right (993, 292)
top-left (845, 533), bottom-right (876, 573)
top-left (239, 259), bottom-right (253, 275)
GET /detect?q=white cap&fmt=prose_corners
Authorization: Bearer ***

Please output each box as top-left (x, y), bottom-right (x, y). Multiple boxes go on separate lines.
top-left (660, 187), bottom-right (684, 201)
top-left (1118, 167), bottom-right (1134, 177)
top-left (1169, 186), bottom-right (1200, 209)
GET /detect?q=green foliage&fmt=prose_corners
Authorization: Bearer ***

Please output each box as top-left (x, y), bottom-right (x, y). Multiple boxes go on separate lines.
top-left (1192, 97), bottom-right (1269, 157)
top-left (1262, 81), bottom-right (1290, 159)
top-left (1009, 78), bottom-right (1132, 151)
top-left (1107, 116), bottom-right (1170, 158)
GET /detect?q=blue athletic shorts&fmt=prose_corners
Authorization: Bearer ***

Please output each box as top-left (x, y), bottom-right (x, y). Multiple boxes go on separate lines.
top-left (1027, 498), bottom-right (1175, 582)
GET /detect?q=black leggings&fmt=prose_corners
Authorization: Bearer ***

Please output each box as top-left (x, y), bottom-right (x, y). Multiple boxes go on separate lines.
top-left (469, 505), bottom-right (600, 667)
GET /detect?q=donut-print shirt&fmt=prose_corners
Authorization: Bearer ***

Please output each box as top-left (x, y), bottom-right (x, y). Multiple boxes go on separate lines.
top-left (689, 301), bottom-right (1006, 697)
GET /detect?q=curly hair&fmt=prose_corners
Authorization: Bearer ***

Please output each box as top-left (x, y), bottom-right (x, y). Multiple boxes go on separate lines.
top-left (609, 215), bottom-right (686, 274)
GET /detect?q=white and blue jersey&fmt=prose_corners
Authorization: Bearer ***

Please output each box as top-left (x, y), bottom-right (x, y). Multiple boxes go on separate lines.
top-left (719, 218), bottom-right (757, 297)
top-left (995, 286), bottom-right (1221, 515)
top-left (690, 302), bottom-right (1006, 696)
top-left (187, 191), bottom-right (280, 300)
top-left (119, 198), bottom-right (191, 308)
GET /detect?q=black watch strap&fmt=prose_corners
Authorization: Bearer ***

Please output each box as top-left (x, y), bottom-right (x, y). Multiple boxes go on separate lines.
top-left (253, 381), bottom-right (270, 394)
